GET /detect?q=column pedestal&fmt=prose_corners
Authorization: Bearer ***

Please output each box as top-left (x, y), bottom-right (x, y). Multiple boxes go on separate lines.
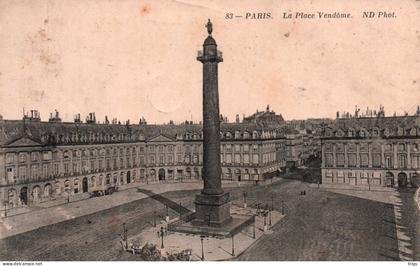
top-left (193, 192), bottom-right (232, 227)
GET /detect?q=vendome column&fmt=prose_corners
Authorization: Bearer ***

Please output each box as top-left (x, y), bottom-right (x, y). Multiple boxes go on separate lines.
top-left (194, 19), bottom-right (232, 227)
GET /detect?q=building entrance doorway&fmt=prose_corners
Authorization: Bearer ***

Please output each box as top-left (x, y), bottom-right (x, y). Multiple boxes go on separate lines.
top-left (398, 173), bottom-right (408, 188)
top-left (126, 171), bottom-right (131, 184)
top-left (158, 168), bottom-right (165, 181)
top-left (385, 172), bottom-right (394, 187)
top-left (20, 187), bottom-right (28, 205)
top-left (82, 177), bottom-right (88, 193)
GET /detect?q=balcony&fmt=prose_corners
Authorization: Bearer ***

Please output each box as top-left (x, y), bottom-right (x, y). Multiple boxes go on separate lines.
top-left (197, 50), bottom-right (223, 62)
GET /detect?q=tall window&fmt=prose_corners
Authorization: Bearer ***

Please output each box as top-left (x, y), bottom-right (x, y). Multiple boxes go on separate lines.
top-left (43, 164), bottom-right (49, 178)
top-left (336, 154), bottom-right (344, 167)
top-left (360, 153), bottom-right (369, 167)
top-left (19, 166), bottom-right (26, 181)
top-left (31, 165), bottom-right (39, 179)
top-left (372, 154), bottom-right (381, 167)
top-left (244, 154), bottom-right (250, 164)
top-left (399, 155), bottom-right (407, 168)
top-left (64, 163), bottom-right (69, 174)
top-left (226, 154), bottom-right (232, 164)
top-left (325, 154), bottom-right (333, 167)
top-left (31, 152), bottom-right (40, 161)
top-left (235, 154), bottom-right (241, 164)
top-left (252, 154), bottom-right (259, 164)
top-left (6, 167), bottom-right (15, 182)
top-left (6, 153), bottom-right (14, 164)
top-left (53, 163), bottom-right (59, 176)
top-left (347, 154), bottom-right (356, 167)
top-left (226, 144), bottom-right (232, 152)
top-left (385, 156), bottom-right (392, 168)
top-left (412, 155), bottom-right (419, 169)
top-left (398, 144), bottom-right (406, 152)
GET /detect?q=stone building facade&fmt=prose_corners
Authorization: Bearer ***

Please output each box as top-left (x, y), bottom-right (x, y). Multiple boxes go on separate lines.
top-left (0, 118), bottom-right (290, 210)
top-left (321, 116), bottom-right (420, 188)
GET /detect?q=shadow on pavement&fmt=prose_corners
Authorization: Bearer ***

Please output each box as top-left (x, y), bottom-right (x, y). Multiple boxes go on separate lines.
top-left (395, 187), bottom-right (419, 260)
top-left (136, 188), bottom-right (192, 216)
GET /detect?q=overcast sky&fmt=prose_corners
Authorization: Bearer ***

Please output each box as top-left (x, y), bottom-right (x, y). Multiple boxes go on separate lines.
top-left (0, 0), bottom-right (419, 124)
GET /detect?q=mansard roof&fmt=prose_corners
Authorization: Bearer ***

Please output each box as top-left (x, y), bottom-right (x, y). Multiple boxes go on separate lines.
top-left (322, 116), bottom-right (420, 139)
top-left (0, 119), bottom-right (290, 146)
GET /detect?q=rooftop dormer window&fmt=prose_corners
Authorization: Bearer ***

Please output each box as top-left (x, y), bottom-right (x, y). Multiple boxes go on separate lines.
top-left (252, 131), bottom-right (258, 139)
top-left (335, 129), bottom-right (344, 137)
top-left (359, 128), bottom-right (367, 137)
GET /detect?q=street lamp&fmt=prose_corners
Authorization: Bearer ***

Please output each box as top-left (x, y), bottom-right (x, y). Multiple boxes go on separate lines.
top-left (157, 226), bottom-right (167, 249)
top-left (281, 200), bottom-right (285, 215)
top-left (65, 189), bottom-right (70, 203)
top-left (270, 194), bottom-right (273, 226)
top-left (231, 234), bottom-right (235, 256)
top-left (253, 215), bottom-right (256, 239)
top-left (123, 222), bottom-right (128, 249)
top-left (165, 204), bottom-right (169, 222)
top-left (263, 206), bottom-right (268, 232)
top-left (200, 235), bottom-right (205, 261)
top-left (3, 201), bottom-right (7, 218)
top-left (243, 192), bottom-right (247, 208)
top-left (153, 210), bottom-right (157, 227)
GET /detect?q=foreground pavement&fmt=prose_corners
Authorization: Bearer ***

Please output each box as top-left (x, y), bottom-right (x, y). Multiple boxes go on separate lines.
top-left (125, 206), bottom-right (284, 261)
top-left (0, 176), bottom-right (417, 261)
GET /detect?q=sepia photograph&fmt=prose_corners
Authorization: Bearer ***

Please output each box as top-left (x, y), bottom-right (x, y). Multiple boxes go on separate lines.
top-left (0, 0), bottom-right (419, 263)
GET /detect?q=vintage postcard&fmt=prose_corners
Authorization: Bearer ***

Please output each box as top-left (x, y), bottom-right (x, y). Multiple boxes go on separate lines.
top-left (0, 0), bottom-right (419, 263)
